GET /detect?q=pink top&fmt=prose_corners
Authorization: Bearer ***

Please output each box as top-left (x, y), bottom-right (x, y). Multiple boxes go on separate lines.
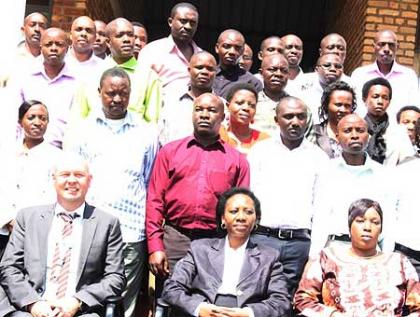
top-left (137, 35), bottom-right (201, 95)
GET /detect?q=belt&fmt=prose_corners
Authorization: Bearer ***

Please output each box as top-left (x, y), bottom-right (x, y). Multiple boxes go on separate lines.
top-left (328, 234), bottom-right (351, 242)
top-left (167, 223), bottom-right (218, 240)
top-left (255, 225), bottom-right (311, 240)
top-left (395, 243), bottom-right (420, 261)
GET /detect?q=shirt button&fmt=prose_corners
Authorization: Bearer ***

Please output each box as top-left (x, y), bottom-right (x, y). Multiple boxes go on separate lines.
top-left (236, 289), bottom-right (243, 296)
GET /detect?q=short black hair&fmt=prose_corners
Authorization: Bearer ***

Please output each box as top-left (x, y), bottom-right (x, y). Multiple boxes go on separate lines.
top-left (18, 100), bottom-right (48, 122)
top-left (170, 2), bottom-right (198, 18)
top-left (348, 198), bottom-right (383, 232)
top-left (215, 187), bottom-right (261, 233)
top-left (396, 105), bottom-right (420, 122)
top-left (226, 83), bottom-right (258, 103)
top-left (361, 77), bottom-right (392, 101)
top-left (319, 81), bottom-right (357, 125)
top-left (131, 21), bottom-right (145, 28)
top-left (99, 67), bottom-right (131, 88)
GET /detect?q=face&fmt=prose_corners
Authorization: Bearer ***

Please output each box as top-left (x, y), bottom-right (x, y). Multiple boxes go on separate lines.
top-left (228, 89), bottom-right (257, 127)
top-left (216, 32), bottom-right (244, 67)
top-left (71, 17), bottom-right (96, 54)
top-left (350, 207), bottom-right (382, 254)
top-left (275, 99), bottom-right (308, 141)
top-left (399, 110), bottom-right (420, 144)
top-left (20, 104), bottom-right (49, 141)
top-left (189, 53), bottom-right (216, 90)
top-left (316, 54), bottom-right (343, 85)
top-left (100, 75), bottom-right (131, 119)
top-left (133, 25), bottom-right (148, 58)
top-left (192, 94), bottom-right (225, 138)
top-left (258, 38), bottom-right (284, 60)
top-left (365, 85), bottom-right (391, 118)
top-left (282, 35), bottom-right (303, 67)
top-left (108, 20), bottom-right (134, 60)
top-left (328, 90), bottom-right (354, 125)
top-left (168, 7), bottom-right (198, 43)
top-left (261, 55), bottom-right (289, 93)
top-left (41, 29), bottom-right (68, 67)
top-left (93, 21), bottom-right (108, 56)
top-left (374, 31), bottom-right (398, 65)
top-left (337, 115), bottom-right (369, 154)
top-left (22, 13), bottom-right (48, 47)
top-left (222, 194), bottom-right (257, 240)
top-left (320, 34), bottom-right (347, 63)
top-left (53, 159), bottom-right (91, 207)
top-left (238, 44), bottom-right (253, 71)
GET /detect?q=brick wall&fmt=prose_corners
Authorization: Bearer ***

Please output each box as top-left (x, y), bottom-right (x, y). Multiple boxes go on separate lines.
top-left (51, 0), bottom-right (88, 31)
top-left (327, 0), bottom-right (367, 74)
top-left (364, 0), bottom-right (418, 67)
top-left (51, 0), bottom-right (114, 31)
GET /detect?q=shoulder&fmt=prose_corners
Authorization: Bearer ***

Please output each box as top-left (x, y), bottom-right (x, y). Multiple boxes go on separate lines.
top-left (395, 62), bottom-right (417, 76)
top-left (141, 37), bottom-right (169, 54)
top-left (351, 63), bottom-right (373, 77)
top-left (89, 204), bottom-right (120, 226)
top-left (16, 204), bottom-right (54, 221)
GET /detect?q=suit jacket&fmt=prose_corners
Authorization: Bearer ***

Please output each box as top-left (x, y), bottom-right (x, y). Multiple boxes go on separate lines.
top-left (162, 237), bottom-right (290, 317)
top-left (0, 203), bottom-right (126, 315)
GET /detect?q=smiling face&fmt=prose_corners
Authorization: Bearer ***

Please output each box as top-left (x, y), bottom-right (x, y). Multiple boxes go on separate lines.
top-left (53, 157), bottom-right (92, 210)
top-left (71, 16), bottom-right (96, 54)
top-left (350, 207), bottom-right (382, 256)
top-left (20, 103), bottom-right (49, 142)
top-left (365, 84), bottom-right (391, 119)
top-left (100, 75), bottom-right (131, 120)
top-left (228, 89), bottom-right (257, 127)
top-left (222, 193), bottom-right (257, 241)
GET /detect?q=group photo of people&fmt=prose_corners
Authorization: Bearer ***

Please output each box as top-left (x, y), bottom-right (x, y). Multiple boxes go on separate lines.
top-left (0, 1), bottom-right (420, 317)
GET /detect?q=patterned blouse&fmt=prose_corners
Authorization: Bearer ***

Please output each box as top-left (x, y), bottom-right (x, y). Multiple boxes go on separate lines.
top-left (294, 246), bottom-right (420, 317)
top-left (219, 125), bottom-right (270, 155)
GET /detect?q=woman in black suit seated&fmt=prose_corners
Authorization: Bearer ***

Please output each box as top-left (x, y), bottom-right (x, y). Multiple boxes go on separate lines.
top-left (162, 187), bottom-right (290, 317)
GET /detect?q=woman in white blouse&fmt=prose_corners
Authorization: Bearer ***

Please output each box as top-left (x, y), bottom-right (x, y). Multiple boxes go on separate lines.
top-left (162, 187), bottom-right (290, 317)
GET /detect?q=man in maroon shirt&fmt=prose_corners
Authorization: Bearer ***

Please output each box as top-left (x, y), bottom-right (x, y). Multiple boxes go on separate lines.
top-left (146, 92), bottom-right (250, 277)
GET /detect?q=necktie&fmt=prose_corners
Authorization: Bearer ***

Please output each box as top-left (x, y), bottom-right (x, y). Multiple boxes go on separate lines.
top-left (50, 212), bottom-right (79, 299)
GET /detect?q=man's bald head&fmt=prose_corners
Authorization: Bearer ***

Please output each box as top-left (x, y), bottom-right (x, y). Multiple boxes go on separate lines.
top-left (258, 36), bottom-right (284, 60)
top-left (337, 114), bottom-right (369, 155)
top-left (215, 29), bottom-right (245, 68)
top-left (71, 16), bottom-right (96, 54)
top-left (106, 18), bottom-right (134, 63)
top-left (41, 28), bottom-right (69, 66)
top-left (189, 51), bottom-right (217, 91)
top-left (192, 93), bottom-right (225, 140)
top-left (22, 12), bottom-right (48, 49)
top-left (320, 33), bottom-right (347, 63)
top-left (281, 34), bottom-right (303, 68)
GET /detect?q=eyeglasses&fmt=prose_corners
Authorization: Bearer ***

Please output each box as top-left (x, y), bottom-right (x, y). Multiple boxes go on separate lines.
top-left (319, 62), bottom-right (343, 70)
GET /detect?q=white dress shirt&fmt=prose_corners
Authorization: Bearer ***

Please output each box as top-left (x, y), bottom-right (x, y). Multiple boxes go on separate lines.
top-left (394, 159), bottom-right (420, 251)
top-left (310, 154), bottom-right (397, 257)
top-left (44, 203), bottom-right (84, 301)
top-left (248, 136), bottom-right (329, 229)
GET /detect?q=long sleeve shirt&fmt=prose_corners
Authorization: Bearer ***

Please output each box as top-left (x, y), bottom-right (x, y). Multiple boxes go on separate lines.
top-left (146, 136), bottom-right (250, 254)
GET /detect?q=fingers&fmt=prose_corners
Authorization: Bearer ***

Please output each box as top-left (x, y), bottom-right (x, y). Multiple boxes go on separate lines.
top-left (163, 256), bottom-right (170, 275)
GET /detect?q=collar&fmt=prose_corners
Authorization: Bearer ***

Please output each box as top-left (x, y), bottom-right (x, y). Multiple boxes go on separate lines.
top-left (272, 133), bottom-right (309, 151)
top-left (258, 88), bottom-right (288, 102)
top-left (54, 202), bottom-right (85, 218)
top-left (31, 60), bottom-right (75, 82)
top-left (367, 60), bottom-right (405, 76)
top-left (186, 135), bottom-right (226, 151)
top-left (105, 55), bottom-right (137, 72)
top-left (216, 64), bottom-right (244, 76)
top-left (67, 48), bottom-right (100, 65)
top-left (336, 153), bottom-right (377, 172)
top-left (224, 236), bottom-right (249, 253)
top-left (94, 109), bottom-right (138, 128)
top-left (165, 35), bottom-right (199, 53)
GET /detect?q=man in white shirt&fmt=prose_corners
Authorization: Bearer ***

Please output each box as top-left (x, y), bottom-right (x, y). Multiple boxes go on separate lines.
top-left (310, 114), bottom-right (396, 257)
top-left (248, 96), bottom-right (329, 295)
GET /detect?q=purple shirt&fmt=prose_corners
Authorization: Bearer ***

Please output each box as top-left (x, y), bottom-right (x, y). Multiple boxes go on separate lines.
top-left (11, 60), bottom-right (77, 148)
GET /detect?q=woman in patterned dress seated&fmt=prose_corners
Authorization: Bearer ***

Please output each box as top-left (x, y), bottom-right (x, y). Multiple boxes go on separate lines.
top-left (294, 198), bottom-right (420, 317)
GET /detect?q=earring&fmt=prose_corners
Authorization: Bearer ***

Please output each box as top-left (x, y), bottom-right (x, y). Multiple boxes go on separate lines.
top-left (221, 223), bottom-right (226, 229)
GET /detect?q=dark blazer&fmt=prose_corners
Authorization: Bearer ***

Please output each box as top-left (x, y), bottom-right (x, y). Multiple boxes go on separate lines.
top-left (0, 203), bottom-right (126, 315)
top-left (162, 237), bottom-right (290, 317)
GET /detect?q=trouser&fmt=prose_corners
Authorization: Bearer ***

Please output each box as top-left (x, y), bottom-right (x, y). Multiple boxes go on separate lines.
top-left (122, 240), bottom-right (147, 317)
top-left (251, 233), bottom-right (310, 297)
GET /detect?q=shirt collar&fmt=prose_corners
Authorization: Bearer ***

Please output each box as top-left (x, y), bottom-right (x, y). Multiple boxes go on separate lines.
top-left (224, 235), bottom-right (249, 253)
top-left (54, 202), bottom-right (85, 218)
top-left (186, 135), bottom-right (226, 152)
top-left (335, 153), bottom-right (377, 172)
top-left (31, 60), bottom-right (75, 82)
top-left (166, 35), bottom-right (199, 53)
top-left (369, 60), bottom-right (404, 75)
top-left (105, 56), bottom-right (137, 72)
top-left (94, 109), bottom-right (138, 127)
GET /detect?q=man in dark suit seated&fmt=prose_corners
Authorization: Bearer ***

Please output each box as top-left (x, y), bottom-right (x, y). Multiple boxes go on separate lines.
top-left (0, 154), bottom-right (126, 317)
